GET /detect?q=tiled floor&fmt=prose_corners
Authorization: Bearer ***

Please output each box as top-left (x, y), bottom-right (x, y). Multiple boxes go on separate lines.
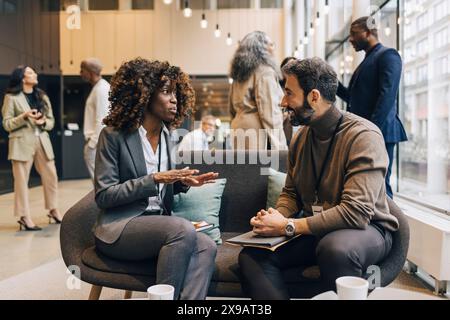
top-left (0, 179), bottom-right (92, 281)
top-left (0, 179), bottom-right (444, 299)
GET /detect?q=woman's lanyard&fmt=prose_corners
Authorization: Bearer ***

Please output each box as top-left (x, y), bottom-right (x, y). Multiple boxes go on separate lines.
top-left (156, 129), bottom-right (163, 196)
top-left (310, 115), bottom-right (343, 209)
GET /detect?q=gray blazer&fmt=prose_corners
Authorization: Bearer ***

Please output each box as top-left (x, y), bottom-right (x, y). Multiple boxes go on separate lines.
top-left (94, 125), bottom-right (189, 244)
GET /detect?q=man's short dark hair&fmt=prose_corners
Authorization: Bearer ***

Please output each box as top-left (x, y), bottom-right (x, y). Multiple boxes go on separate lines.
top-left (352, 16), bottom-right (379, 39)
top-left (282, 57), bottom-right (338, 103)
top-left (280, 56), bottom-right (296, 69)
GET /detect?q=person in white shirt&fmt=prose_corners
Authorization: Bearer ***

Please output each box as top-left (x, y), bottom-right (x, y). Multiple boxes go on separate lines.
top-left (178, 115), bottom-right (216, 152)
top-left (80, 58), bottom-right (110, 181)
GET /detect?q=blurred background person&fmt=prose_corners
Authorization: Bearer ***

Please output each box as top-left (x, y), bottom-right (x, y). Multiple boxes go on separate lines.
top-left (80, 58), bottom-right (110, 182)
top-left (1, 66), bottom-right (62, 231)
top-left (337, 17), bottom-right (407, 198)
top-left (229, 31), bottom-right (287, 150)
top-left (178, 115), bottom-right (216, 152)
top-left (280, 56), bottom-right (297, 145)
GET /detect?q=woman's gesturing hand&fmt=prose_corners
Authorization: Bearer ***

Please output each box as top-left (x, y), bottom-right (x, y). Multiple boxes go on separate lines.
top-left (153, 167), bottom-right (199, 184)
top-left (181, 172), bottom-right (219, 187)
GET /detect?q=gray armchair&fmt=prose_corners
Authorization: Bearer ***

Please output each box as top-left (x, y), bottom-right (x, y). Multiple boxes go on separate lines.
top-left (60, 150), bottom-right (409, 299)
top-left (378, 197), bottom-right (410, 287)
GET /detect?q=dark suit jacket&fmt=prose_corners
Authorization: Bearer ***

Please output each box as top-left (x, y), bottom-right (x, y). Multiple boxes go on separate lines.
top-left (94, 125), bottom-right (189, 244)
top-left (337, 43), bottom-right (408, 144)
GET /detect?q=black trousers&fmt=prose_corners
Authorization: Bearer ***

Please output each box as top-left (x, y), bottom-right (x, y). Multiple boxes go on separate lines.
top-left (238, 225), bottom-right (392, 300)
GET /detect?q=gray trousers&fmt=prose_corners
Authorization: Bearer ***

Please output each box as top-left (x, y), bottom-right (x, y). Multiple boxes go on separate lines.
top-left (83, 142), bottom-right (96, 182)
top-left (95, 215), bottom-right (217, 300)
top-left (238, 224), bottom-right (392, 300)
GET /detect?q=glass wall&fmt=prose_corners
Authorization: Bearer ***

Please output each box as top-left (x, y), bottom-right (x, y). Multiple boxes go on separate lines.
top-left (325, 0), bottom-right (357, 110)
top-left (323, 0), bottom-right (450, 211)
top-left (399, 0), bottom-right (450, 210)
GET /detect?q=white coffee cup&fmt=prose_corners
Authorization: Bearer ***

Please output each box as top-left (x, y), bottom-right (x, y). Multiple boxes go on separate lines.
top-left (147, 284), bottom-right (175, 300)
top-left (335, 276), bottom-right (369, 300)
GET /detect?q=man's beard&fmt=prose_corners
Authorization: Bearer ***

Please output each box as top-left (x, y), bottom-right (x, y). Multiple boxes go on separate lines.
top-left (286, 98), bottom-right (315, 126)
top-left (354, 39), bottom-right (370, 52)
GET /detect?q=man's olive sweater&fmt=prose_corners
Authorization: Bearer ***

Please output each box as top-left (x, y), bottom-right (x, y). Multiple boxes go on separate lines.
top-left (276, 106), bottom-right (399, 236)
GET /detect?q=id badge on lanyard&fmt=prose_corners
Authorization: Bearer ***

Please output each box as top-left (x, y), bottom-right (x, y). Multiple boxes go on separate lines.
top-left (156, 129), bottom-right (163, 207)
top-left (312, 193), bottom-right (323, 216)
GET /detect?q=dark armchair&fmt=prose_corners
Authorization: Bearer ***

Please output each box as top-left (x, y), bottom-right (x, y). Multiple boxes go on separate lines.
top-left (60, 151), bottom-right (409, 299)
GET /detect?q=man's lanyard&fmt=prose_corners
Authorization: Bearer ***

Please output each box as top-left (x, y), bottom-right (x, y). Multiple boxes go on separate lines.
top-left (310, 115), bottom-right (343, 204)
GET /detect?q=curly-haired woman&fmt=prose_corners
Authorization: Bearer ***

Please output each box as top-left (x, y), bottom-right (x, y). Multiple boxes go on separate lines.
top-left (229, 31), bottom-right (287, 150)
top-left (94, 58), bottom-right (218, 300)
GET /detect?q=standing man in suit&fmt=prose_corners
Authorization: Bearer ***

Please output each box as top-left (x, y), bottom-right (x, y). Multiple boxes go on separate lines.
top-left (337, 16), bottom-right (408, 198)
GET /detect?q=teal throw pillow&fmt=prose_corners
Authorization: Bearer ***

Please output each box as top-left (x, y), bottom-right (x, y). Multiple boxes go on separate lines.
top-left (266, 168), bottom-right (287, 209)
top-left (172, 179), bottom-right (227, 244)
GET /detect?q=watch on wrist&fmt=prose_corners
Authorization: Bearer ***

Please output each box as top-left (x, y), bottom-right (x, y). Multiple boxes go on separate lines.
top-left (285, 218), bottom-right (295, 237)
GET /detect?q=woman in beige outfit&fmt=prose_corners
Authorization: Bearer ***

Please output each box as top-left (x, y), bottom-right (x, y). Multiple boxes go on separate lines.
top-left (229, 31), bottom-right (287, 150)
top-left (2, 66), bottom-right (62, 231)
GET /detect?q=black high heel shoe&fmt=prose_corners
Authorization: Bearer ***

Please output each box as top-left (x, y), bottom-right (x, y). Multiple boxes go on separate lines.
top-left (47, 212), bottom-right (62, 224)
top-left (18, 217), bottom-right (42, 231)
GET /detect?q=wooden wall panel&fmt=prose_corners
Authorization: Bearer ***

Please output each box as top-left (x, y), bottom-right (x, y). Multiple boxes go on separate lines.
top-left (60, 6), bottom-right (284, 76)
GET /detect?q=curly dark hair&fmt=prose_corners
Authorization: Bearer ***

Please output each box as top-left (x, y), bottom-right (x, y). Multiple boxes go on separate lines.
top-left (103, 58), bottom-right (196, 131)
